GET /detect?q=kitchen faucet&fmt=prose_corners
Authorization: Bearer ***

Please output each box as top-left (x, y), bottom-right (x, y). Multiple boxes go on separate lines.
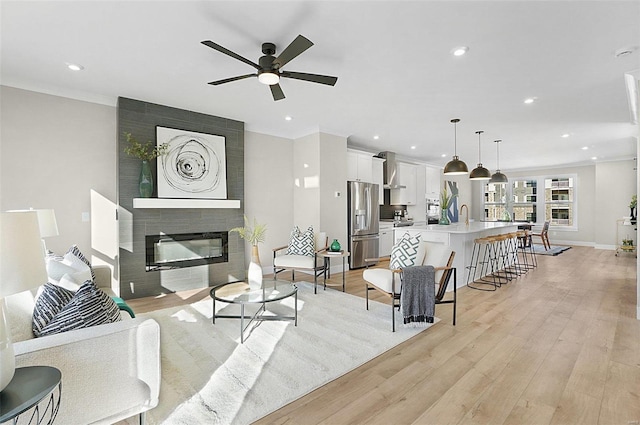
top-left (460, 204), bottom-right (469, 226)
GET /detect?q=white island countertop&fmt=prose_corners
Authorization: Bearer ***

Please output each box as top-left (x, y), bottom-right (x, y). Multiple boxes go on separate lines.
top-left (407, 221), bottom-right (519, 234)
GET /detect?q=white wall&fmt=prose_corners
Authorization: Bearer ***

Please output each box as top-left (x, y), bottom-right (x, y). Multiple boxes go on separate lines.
top-left (0, 86), bottom-right (116, 256)
top-left (244, 131), bottom-right (294, 271)
top-left (594, 160), bottom-right (637, 247)
top-left (292, 133), bottom-right (321, 231)
top-left (319, 133), bottom-right (348, 249)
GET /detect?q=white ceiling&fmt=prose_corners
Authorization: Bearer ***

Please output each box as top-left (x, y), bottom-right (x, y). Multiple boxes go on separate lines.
top-left (2, 1), bottom-right (639, 171)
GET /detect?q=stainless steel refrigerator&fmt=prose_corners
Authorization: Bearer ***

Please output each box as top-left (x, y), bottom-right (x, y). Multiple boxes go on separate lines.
top-left (347, 181), bottom-right (380, 269)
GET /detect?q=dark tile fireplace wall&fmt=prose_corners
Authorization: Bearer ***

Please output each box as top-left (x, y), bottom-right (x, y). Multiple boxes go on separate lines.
top-left (117, 97), bottom-right (245, 299)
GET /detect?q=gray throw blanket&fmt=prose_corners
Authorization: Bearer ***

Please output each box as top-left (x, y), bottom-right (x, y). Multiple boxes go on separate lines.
top-left (400, 265), bottom-right (435, 325)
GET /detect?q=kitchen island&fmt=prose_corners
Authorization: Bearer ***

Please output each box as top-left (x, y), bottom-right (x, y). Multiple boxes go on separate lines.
top-left (394, 221), bottom-right (520, 289)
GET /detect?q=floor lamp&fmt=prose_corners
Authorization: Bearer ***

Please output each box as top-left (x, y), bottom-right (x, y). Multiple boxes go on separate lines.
top-left (0, 211), bottom-right (48, 391)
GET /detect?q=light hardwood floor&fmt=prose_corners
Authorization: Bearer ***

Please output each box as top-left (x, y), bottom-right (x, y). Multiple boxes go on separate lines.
top-left (127, 246), bottom-right (640, 425)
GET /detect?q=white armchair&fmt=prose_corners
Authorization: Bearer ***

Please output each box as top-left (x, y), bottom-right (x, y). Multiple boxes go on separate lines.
top-left (273, 230), bottom-right (328, 294)
top-left (6, 265), bottom-right (161, 424)
top-left (363, 241), bottom-right (457, 331)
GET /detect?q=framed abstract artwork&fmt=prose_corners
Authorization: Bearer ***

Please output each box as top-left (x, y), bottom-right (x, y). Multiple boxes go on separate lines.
top-left (156, 126), bottom-right (227, 199)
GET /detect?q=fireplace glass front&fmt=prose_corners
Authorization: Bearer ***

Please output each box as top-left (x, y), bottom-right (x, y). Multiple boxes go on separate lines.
top-left (145, 232), bottom-right (228, 271)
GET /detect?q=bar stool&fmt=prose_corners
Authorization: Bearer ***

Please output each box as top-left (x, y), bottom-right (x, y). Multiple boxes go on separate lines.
top-left (518, 229), bottom-right (537, 269)
top-left (505, 232), bottom-right (524, 277)
top-left (492, 234), bottom-right (514, 283)
top-left (467, 236), bottom-right (500, 291)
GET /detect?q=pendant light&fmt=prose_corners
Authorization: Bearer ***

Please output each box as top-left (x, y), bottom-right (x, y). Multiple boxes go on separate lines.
top-left (469, 130), bottom-right (491, 180)
top-left (443, 118), bottom-right (469, 175)
top-left (489, 139), bottom-right (508, 184)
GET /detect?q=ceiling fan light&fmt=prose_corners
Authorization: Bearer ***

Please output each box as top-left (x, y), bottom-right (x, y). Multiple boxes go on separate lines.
top-left (469, 164), bottom-right (492, 180)
top-left (258, 71), bottom-right (280, 85)
top-left (444, 156), bottom-right (469, 175)
top-left (489, 170), bottom-right (509, 184)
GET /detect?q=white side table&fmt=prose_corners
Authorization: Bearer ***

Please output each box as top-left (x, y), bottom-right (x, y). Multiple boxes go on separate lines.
top-left (317, 250), bottom-right (351, 292)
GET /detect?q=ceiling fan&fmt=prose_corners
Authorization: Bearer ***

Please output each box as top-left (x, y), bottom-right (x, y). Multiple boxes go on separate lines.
top-left (201, 34), bottom-right (338, 101)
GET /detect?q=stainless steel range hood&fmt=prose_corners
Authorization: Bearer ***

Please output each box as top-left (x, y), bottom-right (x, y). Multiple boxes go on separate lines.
top-left (377, 151), bottom-right (406, 189)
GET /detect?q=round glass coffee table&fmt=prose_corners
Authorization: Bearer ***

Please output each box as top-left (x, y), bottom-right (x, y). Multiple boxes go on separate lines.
top-left (210, 280), bottom-right (297, 343)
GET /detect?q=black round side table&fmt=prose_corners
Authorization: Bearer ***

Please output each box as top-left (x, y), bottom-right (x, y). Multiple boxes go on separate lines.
top-left (0, 366), bottom-right (61, 425)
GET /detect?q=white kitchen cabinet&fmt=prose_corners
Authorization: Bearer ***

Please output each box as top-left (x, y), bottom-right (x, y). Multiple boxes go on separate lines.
top-left (347, 150), bottom-right (373, 183)
top-left (372, 157), bottom-right (384, 205)
top-left (426, 165), bottom-right (442, 196)
top-left (379, 224), bottom-right (394, 257)
top-left (391, 162), bottom-right (417, 205)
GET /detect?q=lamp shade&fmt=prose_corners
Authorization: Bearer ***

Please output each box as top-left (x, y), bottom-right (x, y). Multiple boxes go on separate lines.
top-left (6, 208), bottom-right (59, 238)
top-left (470, 164), bottom-right (492, 180)
top-left (489, 139), bottom-right (508, 184)
top-left (470, 130), bottom-right (491, 180)
top-left (444, 157), bottom-right (469, 175)
top-left (34, 209), bottom-right (59, 238)
top-left (0, 211), bottom-right (48, 297)
top-left (443, 118), bottom-right (468, 175)
top-left (489, 171), bottom-right (509, 184)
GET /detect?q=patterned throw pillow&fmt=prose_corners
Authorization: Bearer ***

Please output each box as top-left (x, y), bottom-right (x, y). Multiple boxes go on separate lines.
top-left (390, 233), bottom-right (421, 270)
top-left (32, 280), bottom-right (121, 337)
top-left (46, 245), bottom-right (96, 287)
top-left (32, 282), bottom-right (75, 335)
top-left (286, 226), bottom-right (315, 257)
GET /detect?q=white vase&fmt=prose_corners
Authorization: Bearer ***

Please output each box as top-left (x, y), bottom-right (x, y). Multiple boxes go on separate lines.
top-left (0, 300), bottom-right (16, 391)
top-left (248, 245), bottom-right (263, 289)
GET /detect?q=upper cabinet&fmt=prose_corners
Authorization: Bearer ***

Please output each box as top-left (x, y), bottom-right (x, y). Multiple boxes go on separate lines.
top-left (391, 162), bottom-right (417, 205)
top-left (347, 150), bottom-right (373, 183)
top-left (425, 165), bottom-right (442, 197)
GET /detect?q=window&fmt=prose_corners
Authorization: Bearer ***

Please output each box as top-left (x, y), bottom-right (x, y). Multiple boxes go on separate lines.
top-left (484, 183), bottom-right (508, 221)
top-left (481, 174), bottom-right (577, 229)
top-left (512, 179), bottom-right (537, 222)
top-left (545, 177), bottom-right (574, 226)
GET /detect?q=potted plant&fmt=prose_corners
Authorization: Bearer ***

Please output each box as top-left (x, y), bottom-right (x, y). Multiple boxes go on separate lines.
top-left (123, 132), bottom-right (169, 198)
top-left (630, 195), bottom-right (637, 224)
top-left (230, 216), bottom-right (267, 288)
top-left (439, 184), bottom-right (457, 225)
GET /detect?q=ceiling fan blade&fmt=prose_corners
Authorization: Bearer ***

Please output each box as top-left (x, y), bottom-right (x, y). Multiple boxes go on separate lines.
top-left (270, 83), bottom-right (285, 101)
top-left (272, 35), bottom-right (314, 69)
top-left (208, 74), bottom-right (256, 86)
top-left (201, 40), bottom-right (261, 70)
top-left (281, 71), bottom-right (338, 86)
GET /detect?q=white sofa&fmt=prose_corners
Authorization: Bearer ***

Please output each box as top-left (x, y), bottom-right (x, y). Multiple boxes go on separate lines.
top-left (5, 265), bottom-right (161, 425)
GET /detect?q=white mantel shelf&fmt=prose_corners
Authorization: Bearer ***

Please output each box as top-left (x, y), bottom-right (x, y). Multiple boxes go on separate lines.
top-left (132, 198), bottom-right (241, 209)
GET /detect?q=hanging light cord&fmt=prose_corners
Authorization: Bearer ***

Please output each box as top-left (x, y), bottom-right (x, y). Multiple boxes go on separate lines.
top-left (495, 139), bottom-right (502, 169)
top-left (476, 131), bottom-right (483, 163)
top-left (451, 118), bottom-right (460, 156)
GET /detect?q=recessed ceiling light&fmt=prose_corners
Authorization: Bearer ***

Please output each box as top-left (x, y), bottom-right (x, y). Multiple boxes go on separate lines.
top-left (561, 133), bottom-right (570, 138)
top-left (441, 153), bottom-right (447, 158)
top-left (524, 97), bottom-right (536, 104)
top-left (615, 46), bottom-right (637, 58)
top-left (66, 63), bottom-right (84, 71)
top-left (285, 116), bottom-right (292, 121)
top-left (410, 145), bottom-right (416, 150)
top-left (582, 146), bottom-right (589, 150)
top-left (373, 135), bottom-right (380, 140)
top-left (452, 46), bottom-right (469, 56)
top-left (591, 156), bottom-right (598, 160)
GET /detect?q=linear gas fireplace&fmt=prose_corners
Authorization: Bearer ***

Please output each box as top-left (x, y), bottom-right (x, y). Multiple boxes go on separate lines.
top-left (145, 231), bottom-right (228, 272)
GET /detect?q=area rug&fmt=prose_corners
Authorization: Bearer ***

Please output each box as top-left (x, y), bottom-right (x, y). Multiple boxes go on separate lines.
top-left (128, 281), bottom-right (436, 424)
top-left (532, 244), bottom-right (572, 256)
